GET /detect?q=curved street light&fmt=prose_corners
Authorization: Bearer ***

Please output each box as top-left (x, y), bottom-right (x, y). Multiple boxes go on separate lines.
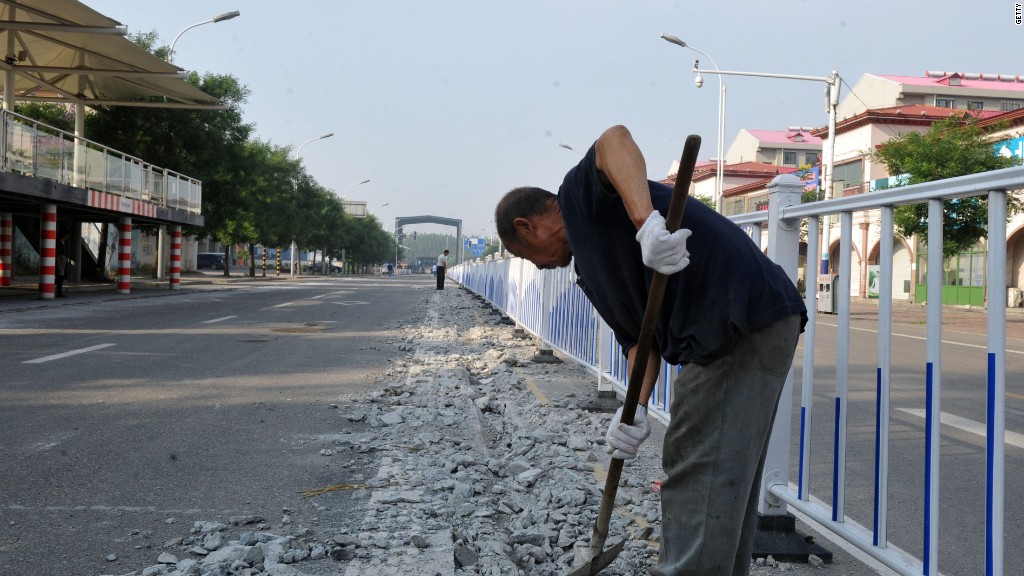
top-left (343, 178), bottom-right (371, 201)
top-left (661, 33), bottom-right (726, 214)
top-left (168, 10), bottom-right (241, 63)
top-left (559, 143), bottom-right (584, 155)
top-left (295, 132), bottom-right (334, 157)
top-left (369, 202), bottom-right (389, 215)
top-left (288, 131), bottom-right (335, 274)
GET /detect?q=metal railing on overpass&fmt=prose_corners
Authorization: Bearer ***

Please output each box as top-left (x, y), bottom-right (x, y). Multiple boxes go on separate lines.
top-left (1, 109), bottom-right (202, 214)
top-left (450, 165), bottom-right (1024, 576)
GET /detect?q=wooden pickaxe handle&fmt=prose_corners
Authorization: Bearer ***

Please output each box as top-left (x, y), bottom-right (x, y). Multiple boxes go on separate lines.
top-left (587, 134), bottom-right (702, 564)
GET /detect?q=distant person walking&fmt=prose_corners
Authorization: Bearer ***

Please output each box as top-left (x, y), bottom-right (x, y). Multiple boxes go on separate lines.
top-left (55, 231), bottom-right (69, 297)
top-left (435, 249), bottom-right (449, 290)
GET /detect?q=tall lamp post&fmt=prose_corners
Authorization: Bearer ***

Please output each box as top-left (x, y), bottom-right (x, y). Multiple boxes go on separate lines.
top-left (660, 34), bottom-right (726, 214)
top-left (160, 10), bottom-right (240, 280)
top-left (168, 11), bottom-right (240, 63)
top-left (290, 132), bottom-right (334, 275)
top-left (369, 202), bottom-right (389, 215)
top-left (686, 65), bottom-right (840, 274)
top-left (559, 143), bottom-right (584, 155)
top-left (295, 132), bottom-right (334, 157)
top-left (343, 178), bottom-right (372, 202)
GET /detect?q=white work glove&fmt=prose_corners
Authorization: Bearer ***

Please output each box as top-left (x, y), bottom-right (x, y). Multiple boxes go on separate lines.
top-left (635, 211), bottom-right (692, 275)
top-left (604, 405), bottom-right (651, 460)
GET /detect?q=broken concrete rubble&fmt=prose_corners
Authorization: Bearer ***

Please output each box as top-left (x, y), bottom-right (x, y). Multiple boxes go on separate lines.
top-left (106, 286), bottom-right (829, 576)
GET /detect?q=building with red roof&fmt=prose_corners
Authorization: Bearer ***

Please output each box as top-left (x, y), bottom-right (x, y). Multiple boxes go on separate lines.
top-left (662, 71), bottom-right (1024, 305)
top-left (725, 128), bottom-right (822, 168)
top-left (838, 71), bottom-right (1024, 120)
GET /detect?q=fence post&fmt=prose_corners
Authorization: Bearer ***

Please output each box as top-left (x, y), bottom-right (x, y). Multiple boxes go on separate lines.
top-left (986, 189), bottom-right (1007, 576)
top-left (759, 174), bottom-right (803, 515)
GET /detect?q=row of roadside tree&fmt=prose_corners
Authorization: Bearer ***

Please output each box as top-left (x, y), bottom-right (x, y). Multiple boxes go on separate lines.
top-left (15, 31), bottom-right (394, 277)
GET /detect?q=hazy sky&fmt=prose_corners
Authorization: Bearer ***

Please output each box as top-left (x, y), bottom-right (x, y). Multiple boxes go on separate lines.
top-left (87, 0), bottom-right (1024, 239)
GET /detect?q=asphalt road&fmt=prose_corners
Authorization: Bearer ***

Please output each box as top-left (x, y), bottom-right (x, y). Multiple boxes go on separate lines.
top-left (0, 274), bottom-right (436, 576)
top-left (2, 275), bottom-right (1020, 576)
top-left (790, 307), bottom-right (1024, 576)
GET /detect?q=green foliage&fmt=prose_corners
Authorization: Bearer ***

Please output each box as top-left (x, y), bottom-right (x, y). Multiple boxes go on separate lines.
top-left (873, 116), bottom-right (1022, 257)
top-left (22, 28), bottom-right (398, 273)
top-left (13, 103), bottom-right (75, 132)
top-left (402, 233), bottom-right (458, 264)
top-left (693, 194), bottom-right (714, 209)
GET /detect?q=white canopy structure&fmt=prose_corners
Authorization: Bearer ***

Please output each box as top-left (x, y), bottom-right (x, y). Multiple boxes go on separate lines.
top-left (0, 0), bottom-right (224, 110)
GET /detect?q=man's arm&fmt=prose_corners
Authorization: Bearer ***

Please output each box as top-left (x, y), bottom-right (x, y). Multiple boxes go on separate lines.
top-left (594, 125), bottom-right (656, 231)
top-left (596, 124), bottom-right (692, 277)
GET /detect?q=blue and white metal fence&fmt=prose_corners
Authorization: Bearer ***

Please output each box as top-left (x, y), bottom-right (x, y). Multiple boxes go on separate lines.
top-left (450, 165), bottom-right (1024, 576)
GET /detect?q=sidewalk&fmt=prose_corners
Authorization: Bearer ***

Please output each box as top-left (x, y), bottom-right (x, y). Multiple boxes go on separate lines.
top-left (845, 297), bottom-right (1024, 340)
top-left (0, 271), bottom-right (303, 312)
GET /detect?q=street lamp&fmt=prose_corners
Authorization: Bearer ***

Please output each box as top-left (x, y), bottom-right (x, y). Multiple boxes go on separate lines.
top-left (160, 10), bottom-right (240, 280)
top-left (660, 34), bottom-right (726, 214)
top-left (684, 64), bottom-right (840, 275)
top-left (343, 178), bottom-right (371, 201)
top-left (559, 143), bottom-right (584, 155)
top-left (288, 131), bottom-right (335, 276)
top-left (369, 202), bottom-right (389, 215)
top-left (168, 10), bottom-right (240, 63)
top-left (295, 132), bottom-right (334, 157)
top-left (396, 243), bottom-right (410, 275)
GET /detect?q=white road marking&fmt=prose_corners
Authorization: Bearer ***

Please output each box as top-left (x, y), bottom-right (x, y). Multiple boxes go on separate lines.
top-left (201, 315), bottom-right (237, 324)
top-left (897, 408), bottom-right (1024, 449)
top-left (22, 343), bottom-right (116, 364)
top-left (331, 301), bottom-right (368, 306)
top-left (818, 320), bottom-right (1024, 355)
top-left (271, 302), bottom-right (295, 308)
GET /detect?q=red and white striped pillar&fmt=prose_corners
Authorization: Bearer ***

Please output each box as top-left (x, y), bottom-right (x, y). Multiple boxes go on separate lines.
top-left (0, 212), bottom-right (12, 287)
top-left (169, 225), bottom-right (182, 290)
top-left (38, 205), bottom-right (57, 299)
top-left (117, 216), bottom-right (132, 294)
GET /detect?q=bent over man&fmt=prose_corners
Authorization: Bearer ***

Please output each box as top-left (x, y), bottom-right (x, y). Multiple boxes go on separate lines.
top-left (494, 125), bottom-right (806, 576)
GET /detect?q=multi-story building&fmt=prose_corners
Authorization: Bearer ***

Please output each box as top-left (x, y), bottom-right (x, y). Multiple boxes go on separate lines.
top-left (725, 128), bottom-right (822, 168)
top-left (668, 71), bottom-right (1024, 307)
top-left (838, 71), bottom-right (1024, 118)
top-left (812, 100), bottom-right (1024, 304)
top-left (690, 161), bottom-right (800, 214)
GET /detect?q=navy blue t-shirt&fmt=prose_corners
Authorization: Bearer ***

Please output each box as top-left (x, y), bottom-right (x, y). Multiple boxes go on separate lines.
top-left (557, 145), bottom-right (806, 365)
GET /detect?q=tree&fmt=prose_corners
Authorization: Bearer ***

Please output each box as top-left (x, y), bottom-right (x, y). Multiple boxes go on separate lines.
top-left (84, 31), bottom-right (256, 276)
top-left (873, 116), bottom-right (1022, 257)
top-left (345, 216), bottom-right (393, 267)
top-left (243, 139), bottom-right (304, 273)
top-left (13, 103), bottom-right (75, 132)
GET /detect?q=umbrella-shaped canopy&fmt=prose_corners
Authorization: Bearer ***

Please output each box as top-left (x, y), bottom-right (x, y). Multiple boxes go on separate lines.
top-left (0, 0), bottom-right (223, 109)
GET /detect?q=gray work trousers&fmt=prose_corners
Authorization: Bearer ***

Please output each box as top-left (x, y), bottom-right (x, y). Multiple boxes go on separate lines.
top-left (650, 314), bottom-right (801, 576)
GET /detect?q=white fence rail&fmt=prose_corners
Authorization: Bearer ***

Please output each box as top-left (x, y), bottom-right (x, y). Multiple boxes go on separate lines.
top-left (450, 166), bottom-right (1024, 576)
top-left (1, 109), bottom-right (202, 214)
